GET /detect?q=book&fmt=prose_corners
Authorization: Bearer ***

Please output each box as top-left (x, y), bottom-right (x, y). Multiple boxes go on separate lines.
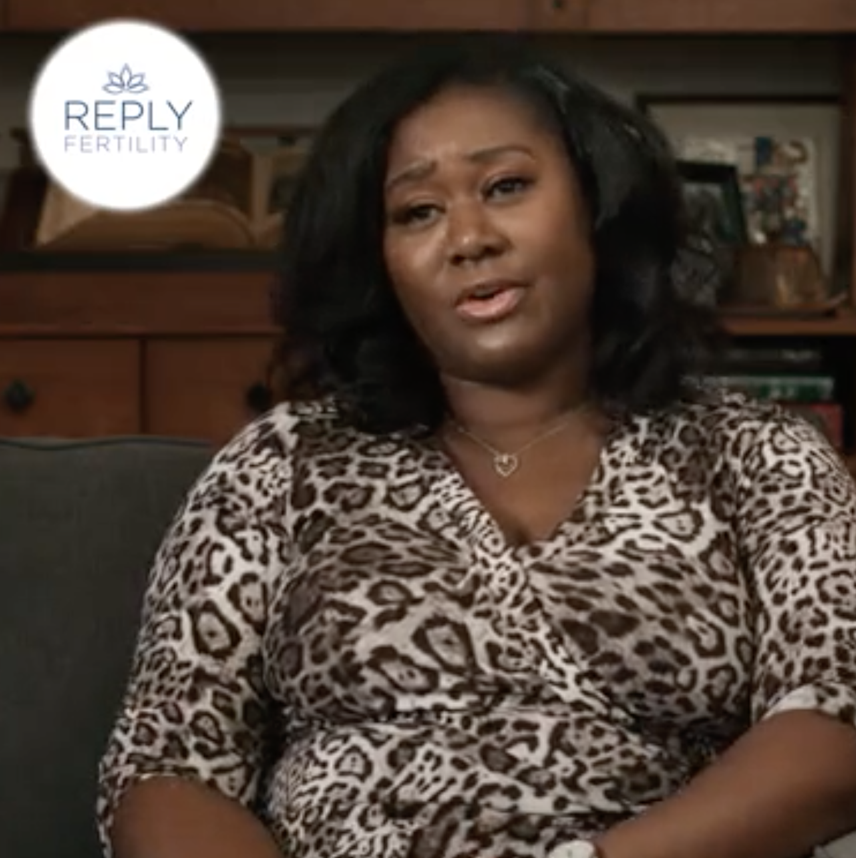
top-left (711, 373), bottom-right (835, 402)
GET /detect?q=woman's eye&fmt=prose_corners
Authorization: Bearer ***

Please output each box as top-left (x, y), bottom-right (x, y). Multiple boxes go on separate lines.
top-left (487, 176), bottom-right (532, 198)
top-left (392, 203), bottom-right (438, 226)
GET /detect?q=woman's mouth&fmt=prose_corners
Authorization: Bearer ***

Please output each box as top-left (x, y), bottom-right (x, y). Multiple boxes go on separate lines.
top-left (455, 281), bottom-right (528, 323)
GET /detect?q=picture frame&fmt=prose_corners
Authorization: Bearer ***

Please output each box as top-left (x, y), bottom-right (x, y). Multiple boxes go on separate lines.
top-left (635, 95), bottom-right (842, 277)
top-left (676, 160), bottom-right (748, 246)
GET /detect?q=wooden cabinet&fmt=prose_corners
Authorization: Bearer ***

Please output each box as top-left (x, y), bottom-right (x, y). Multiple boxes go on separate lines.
top-left (6, 0), bottom-right (529, 31)
top-left (0, 339), bottom-right (140, 436)
top-left (0, 266), bottom-right (278, 445)
top-left (144, 337), bottom-right (275, 444)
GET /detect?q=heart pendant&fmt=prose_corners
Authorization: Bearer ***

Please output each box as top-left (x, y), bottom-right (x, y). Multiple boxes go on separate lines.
top-left (493, 453), bottom-right (519, 478)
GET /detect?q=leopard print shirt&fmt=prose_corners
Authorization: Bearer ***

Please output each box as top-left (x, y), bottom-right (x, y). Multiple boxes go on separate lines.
top-left (96, 389), bottom-right (856, 858)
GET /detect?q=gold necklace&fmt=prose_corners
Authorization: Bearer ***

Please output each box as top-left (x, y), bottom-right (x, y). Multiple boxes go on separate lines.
top-left (450, 409), bottom-right (583, 478)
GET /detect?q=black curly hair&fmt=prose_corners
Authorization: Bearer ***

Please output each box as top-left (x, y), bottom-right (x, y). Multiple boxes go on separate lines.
top-left (271, 35), bottom-right (724, 436)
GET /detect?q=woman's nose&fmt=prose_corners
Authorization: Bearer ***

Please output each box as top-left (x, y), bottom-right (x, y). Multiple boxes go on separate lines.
top-left (446, 202), bottom-right (508, 265)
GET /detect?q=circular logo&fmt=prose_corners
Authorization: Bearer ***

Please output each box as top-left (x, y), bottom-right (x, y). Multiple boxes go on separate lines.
top-left (28, 19), bottom-right (222, 212)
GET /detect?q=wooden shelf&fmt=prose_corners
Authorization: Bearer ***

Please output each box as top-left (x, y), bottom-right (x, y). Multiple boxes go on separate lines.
top-left (0, 269), bottom-right (277, 337)
top-left (721, 312), bottom-right (856, 337)
top-left (0, 250), bottom-right (278, 272)
top-left (3, 262), bottom-right (856, 339)
top-left (4, 0), bottom-right (856, 33)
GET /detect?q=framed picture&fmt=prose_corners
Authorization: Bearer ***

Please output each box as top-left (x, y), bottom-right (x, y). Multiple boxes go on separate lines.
top-left (677, 160), bottom-right (747, 246)
top-left (636, 95), bottom-right (842, 276)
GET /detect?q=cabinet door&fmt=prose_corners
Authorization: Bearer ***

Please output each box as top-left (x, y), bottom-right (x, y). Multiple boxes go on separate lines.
top-left (7, 0), bottom-right (529, 31)
top-left (0, 339), bottom-right (141, 437)
top-left (577, 0), bottom-right (856, 32)
top-left (145, 337), bottom-right (276, 445)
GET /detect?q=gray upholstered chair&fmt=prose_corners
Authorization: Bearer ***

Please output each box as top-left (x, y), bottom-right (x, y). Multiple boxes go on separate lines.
top-left (1, 435), bottom-right (854, 858)
top-left (0, 437), bottom-right (212, 858)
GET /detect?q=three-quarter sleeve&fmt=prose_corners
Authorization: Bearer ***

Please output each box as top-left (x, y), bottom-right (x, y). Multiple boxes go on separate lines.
top-left (737, 406), bottom-right (856, 728)
top-left (95, 420), bottom-right (289, 856)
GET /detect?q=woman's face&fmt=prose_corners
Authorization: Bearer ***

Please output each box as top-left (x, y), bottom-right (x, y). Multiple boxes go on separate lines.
top-left (382, 84), bottom-right (595, 389)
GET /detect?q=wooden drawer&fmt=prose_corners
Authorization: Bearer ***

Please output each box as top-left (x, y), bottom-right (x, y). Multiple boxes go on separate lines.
top-left (144, 337), bottom-right (277, 444)
top-left (0, 339), bottom-right (141, 437)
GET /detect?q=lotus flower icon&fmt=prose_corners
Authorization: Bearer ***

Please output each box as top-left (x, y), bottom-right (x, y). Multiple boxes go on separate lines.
top-left (103, 64), bottom-right (149, 95)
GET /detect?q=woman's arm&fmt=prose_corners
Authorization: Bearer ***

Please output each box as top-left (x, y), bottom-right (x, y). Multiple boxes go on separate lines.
top-left (111, 778), bottom-right (283, 858)
top-left (594, 409), bottom-right (856, 858)
top-left (594, 709), bottom-right (856, 858)
top-left (97, 418), bottom-right (291, 858)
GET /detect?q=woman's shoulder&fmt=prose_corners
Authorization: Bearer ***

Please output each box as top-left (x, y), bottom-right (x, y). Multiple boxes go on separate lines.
top-left (218, 397), bottom-right (339, 458)
top-left (651, 381), bottom-right (836, 473)
top-left (666, 382), bottom-right (783, 436)
top-left (188, 398), bottom-right (342, 505)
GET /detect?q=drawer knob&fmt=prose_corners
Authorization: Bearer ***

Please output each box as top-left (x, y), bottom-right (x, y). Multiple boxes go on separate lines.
top-left (245, 382), bottom-right (273, 415)
top-left (3, 379), bottom-right (36, 413)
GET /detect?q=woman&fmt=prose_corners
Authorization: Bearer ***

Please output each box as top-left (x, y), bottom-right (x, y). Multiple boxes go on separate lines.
top-left (97, 36), bottom-right (856, 858)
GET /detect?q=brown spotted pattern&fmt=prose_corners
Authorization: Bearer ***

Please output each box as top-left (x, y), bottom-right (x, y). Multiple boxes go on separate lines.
top-left (97, 389), bottom-right (856, 857)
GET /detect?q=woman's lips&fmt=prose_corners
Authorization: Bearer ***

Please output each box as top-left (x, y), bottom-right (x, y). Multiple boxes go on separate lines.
top-left (455, 283), bottom-right (527, 323)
